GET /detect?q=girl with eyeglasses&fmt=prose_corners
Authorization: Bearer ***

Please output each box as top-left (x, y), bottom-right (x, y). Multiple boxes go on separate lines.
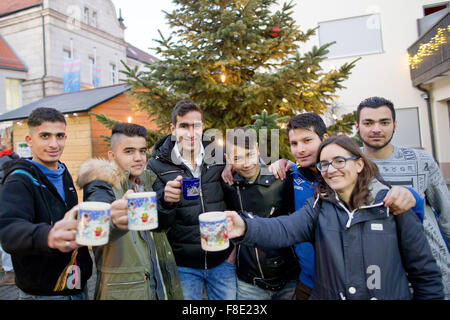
top-left (225, 135), bottom-right (443, 300)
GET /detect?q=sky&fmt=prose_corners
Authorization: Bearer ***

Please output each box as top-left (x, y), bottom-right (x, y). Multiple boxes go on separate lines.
top-left (110, 0), bottom-right (177, 58)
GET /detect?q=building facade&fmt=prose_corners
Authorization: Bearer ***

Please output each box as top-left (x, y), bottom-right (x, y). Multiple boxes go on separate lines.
top-left (291, 0), bottom-right (450, 181)
top-left (0, 0), bottom-right (156, 107)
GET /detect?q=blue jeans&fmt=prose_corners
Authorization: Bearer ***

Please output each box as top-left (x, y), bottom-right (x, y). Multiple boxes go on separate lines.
top-left (177, 261), bottom-right (237, 300)
top-left (237, 279), bottom-right (297, 300)
top-left (19, 286), bottom-right (88, 300)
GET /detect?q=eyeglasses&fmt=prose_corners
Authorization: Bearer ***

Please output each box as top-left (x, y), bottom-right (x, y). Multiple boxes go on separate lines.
top-left (316, 156), bottom-right (360, 172)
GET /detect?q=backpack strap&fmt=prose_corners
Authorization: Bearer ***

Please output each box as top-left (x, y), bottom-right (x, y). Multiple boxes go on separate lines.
top-left (8, 169), bottom-right (47, 188)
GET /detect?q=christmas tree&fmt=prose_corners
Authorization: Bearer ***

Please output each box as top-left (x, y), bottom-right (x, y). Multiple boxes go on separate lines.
top-left (118, 0), bottom-right (358, 151)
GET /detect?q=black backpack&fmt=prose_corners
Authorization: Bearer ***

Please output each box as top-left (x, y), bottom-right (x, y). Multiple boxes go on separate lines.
top-left (0, 153), bottom-right (20, 184)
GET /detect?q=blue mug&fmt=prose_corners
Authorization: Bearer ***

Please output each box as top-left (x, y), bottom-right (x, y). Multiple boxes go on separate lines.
top-left (182, 177), bottom-right (200, 200)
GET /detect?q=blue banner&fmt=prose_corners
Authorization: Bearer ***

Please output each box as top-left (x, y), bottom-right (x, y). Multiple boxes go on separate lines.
top-left (63, 59), bottom-right (81, 92)
top-left (92, 64), bottom-right (100, 88)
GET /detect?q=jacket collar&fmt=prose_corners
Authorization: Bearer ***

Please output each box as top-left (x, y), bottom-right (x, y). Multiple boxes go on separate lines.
top-left (332, 178), bottom-right (391, 229)
top-left (121, 169), bottom-right (154, 192)
top-left (152, 134), bottom-right (221, 166)
top-left (233, 164), bottom-right (274, 187)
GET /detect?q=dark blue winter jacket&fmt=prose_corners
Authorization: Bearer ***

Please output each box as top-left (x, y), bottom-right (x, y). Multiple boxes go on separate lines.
top-left (237, 179), bottom-right (443, 300)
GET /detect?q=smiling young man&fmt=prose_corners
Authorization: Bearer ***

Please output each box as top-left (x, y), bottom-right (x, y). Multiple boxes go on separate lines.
top-left (222, 127), bottom-right (299, 300)
top-left (0, 107), bottom-right (92, 300)
top-left (77, 123), bottom-right (182, 300)
top-left (355, 96), bottom-right (450, 299)
top-left (148, 99), bottom-right (236, 300)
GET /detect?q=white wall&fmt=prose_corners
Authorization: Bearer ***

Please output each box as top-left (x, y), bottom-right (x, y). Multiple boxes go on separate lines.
top-left (289, 0), bottom-right (443, 154)
top-left (429, 76), bottom-right (450, 163)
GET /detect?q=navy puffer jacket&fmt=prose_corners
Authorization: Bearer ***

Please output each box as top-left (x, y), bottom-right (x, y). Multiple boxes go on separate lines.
top-left (237, 180), bottom-right (444, 300)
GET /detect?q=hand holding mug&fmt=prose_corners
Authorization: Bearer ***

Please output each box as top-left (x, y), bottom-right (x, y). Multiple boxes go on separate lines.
top-left (110, 190), bottom-right (134, 230)
top-left (47, 205), bottom-right (82, 253)
top-left (225, 211), bottom-right (246, 239)
top-left (164, 175), bottom-right (183, 203)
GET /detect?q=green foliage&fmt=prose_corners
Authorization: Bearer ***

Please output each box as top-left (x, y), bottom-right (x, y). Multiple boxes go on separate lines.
top-left (245, 109), bottom-right (291, 160)
top-left (89, 112), bottom-right (120, 129)
top-left (326, 111), bottom-right (356, 136)
top-left (121, 0), bottom-right (358, 140)
top-left (326, 111), bottom-right (362, 146)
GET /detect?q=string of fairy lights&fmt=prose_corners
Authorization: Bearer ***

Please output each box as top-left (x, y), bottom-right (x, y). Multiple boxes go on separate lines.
top-left (408, 25), bottom-right (450, 69)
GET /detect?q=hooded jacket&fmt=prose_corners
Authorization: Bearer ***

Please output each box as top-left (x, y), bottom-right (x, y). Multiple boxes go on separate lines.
top-left (237, 179), bottom-right (444, 300)
top-left (77, 158), bottom-right (183, 300)
top-left (0, 159), bottom-right (92, 296)
top-left (147, 134), bottom-right (233, 269)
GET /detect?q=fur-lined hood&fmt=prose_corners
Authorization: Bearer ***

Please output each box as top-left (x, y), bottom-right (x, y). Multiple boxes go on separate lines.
top-left (76, 158), bottom-right (126, 189)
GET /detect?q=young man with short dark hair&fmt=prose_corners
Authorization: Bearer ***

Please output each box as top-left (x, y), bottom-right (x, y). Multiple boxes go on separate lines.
top-left (355, 96), bottom-right (450, 299)
top-left (0, 107), bottom-right (92, 299)
top-left (148, 99), bottom-right (237, 300)
top-left (222, 127), bottom-right (299, 300)
top-left (77, 122), bottom-right (183, 300)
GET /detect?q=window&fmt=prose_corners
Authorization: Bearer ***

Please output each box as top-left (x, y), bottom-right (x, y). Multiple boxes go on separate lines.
top-left (5, 79), bottom-right (22, 111)
top-left (84, 7), bottom-right (89, 25)
top-left (318, 14), bottom-right (384, 59)
top-left (63, 49), bottom-right (72, 60)
top-left (110, 63), bottom-right (117, 84)
top-left (92, 11), bottom-right (97, 27)
top-left (392, 108), bottom-right (422, 149)
top-left (89, 56), bottom-right (95, 84)
top-left (424, 2), bottom-right (449, 16)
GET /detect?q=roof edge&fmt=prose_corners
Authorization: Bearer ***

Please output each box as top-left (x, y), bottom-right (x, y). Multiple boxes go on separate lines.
top-left (0, 84), bottom-right (131, 122)
top-left (0, 2), bottom-right (43, 18)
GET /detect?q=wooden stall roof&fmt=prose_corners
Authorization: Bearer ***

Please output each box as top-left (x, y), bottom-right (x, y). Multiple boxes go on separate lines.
top-left (0, 84), bottom-right (131, 122)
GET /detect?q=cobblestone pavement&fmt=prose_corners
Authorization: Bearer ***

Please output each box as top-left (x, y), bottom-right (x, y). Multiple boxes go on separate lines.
top-left (0, 250), bottom-right (97, 300)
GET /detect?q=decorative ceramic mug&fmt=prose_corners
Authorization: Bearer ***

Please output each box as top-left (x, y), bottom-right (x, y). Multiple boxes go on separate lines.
top-left (75, 201), bottom-right (111, 246)
top-left (127, 192), bottom-right (158, 230)
top-left (182, 177), bottom-right (200, 200)
top-left (199, 211), bottom-right (229, 251)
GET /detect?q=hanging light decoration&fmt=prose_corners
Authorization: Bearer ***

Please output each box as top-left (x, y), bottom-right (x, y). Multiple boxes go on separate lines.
top-left (408, 26), bottom-right (449, 69)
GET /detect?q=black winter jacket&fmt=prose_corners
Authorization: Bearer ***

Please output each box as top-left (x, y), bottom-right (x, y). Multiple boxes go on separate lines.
top-left (222, 170), bottom-right (299, 291)
top-left (238, 180), bottom-right (444, 300)
top-left (0, 159), bottom-right (92, 296)
top-left (147, 134), bottom-right (233, 269)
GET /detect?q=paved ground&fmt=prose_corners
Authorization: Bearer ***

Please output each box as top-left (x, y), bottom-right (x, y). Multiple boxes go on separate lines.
top-left (0, 249), bottom-right (97, 300)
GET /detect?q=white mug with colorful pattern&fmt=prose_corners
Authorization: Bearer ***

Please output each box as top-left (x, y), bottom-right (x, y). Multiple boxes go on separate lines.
top-left (199, 211), bottom-right (229, 251)
top-left (75, 201), bottom-right (111, 246)
top-left (127, 192), bottom-right (158, 230)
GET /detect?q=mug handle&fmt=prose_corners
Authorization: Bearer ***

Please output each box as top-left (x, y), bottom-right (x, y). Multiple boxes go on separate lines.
top-left (66, 204), bottom-right (79, 221)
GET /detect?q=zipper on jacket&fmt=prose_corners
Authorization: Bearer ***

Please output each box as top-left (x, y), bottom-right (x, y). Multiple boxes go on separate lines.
top-left (255, 248), bottom-right (265, 279)
top-left (236, 186), bottom-right (244, 212)
top-left (199, 172), bottom-right (208, 270)
top-left (335, 198), bottom-right (385, 229)
top-left (237, 190), bottom-right (265, 281)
